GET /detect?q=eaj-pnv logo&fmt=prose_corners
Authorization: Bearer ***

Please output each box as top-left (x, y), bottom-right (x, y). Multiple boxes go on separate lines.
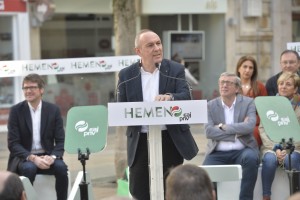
top-left (123, 105), bottom-right (191, 122)
top-left (170, 106), bottom-right (182, 117)
top-left (75, 120), bottom-right (99, 137)
top-left (266, 110), bottom-right (290, 126)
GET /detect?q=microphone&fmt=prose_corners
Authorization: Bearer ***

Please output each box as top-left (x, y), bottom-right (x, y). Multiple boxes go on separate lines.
top-left (115, 63), bottom-right (141, 102)
top-left (155, 63), bottom-right (193, 100)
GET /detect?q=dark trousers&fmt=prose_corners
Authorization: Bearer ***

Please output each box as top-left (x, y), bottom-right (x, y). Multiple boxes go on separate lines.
top-left (129, 131), bottom-right (183, 200)
top-left (19, 159), bottom-right (69, 200)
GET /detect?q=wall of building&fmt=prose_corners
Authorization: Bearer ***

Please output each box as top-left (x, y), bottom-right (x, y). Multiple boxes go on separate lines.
top-left (225, 0), bottom-right (292, 83)
top-left (197, 14), bottom-right (226, 99)
top-left (37, 0), bottom-right (294, 99)
top-left (0, 0), bottom-right (296, 131)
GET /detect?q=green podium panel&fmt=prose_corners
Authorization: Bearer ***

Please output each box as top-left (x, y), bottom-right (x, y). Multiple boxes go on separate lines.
top-left (65, 105), bottom-right (108, 154)
top-left (255, 96), bottom-right (300, 143)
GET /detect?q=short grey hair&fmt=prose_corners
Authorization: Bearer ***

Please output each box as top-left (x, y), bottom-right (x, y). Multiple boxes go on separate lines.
top-left (219, 72), bottom-right (241, 88)
top-left (134, 29), bottom-right (154, 48)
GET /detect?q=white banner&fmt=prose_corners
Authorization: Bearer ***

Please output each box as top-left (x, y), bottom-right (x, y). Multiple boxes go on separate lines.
top-left (0, 55), bottom-right (140, 77)
top-left (287, 42), bottom-right (300, 56)
top-left (108, 100), bottom-right (207, 126)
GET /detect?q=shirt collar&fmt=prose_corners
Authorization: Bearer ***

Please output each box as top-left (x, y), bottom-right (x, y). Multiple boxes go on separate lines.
top-left (28, 100), bottom-right (42, 112)
top-left (221, 97), bottom-right (236, 109)
top-left (141, 65), bottom-right (159, 74)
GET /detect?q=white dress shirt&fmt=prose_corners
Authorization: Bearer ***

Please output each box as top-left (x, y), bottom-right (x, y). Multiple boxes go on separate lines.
top-left (216, 98), bottom-right (245, 151)
top-left (28, 101), bottom-right (45, 153)
top-left (140, 66), bottom-right (166, 133)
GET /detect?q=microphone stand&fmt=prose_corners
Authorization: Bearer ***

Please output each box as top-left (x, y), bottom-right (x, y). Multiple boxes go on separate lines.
top-left (115, 65), bottom-right (142, 102)
top-left (116, 88), bottom-right (120, 103)
top-left (187, 82), bottom-right (193, 100)
top-left (280, 138), bottom-right (300, 195)
top-left (78, 148), bottom-right (90, 200)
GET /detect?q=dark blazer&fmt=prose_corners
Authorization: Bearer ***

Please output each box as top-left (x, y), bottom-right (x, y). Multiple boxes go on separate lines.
top-left (7, 100), bottom-right (65, 170)
top-left (118, 59), bottom-right (199, 167)
top-left (204, 94), bottom-right (258, 156)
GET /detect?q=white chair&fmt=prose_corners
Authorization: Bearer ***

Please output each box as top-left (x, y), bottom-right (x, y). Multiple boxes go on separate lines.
top-left (201, 164), bottom-right (291, 200)
top-left (20, 176), bottom-right (38, 200)
top-left (32, 172), bottom-right (71, 200)
top-left (200, 165), bottom-right (242, 200)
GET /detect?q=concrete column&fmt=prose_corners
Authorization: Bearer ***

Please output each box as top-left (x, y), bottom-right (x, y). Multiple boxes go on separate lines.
top-left (271, 0), bottom-right (292, 74)
top-left (30, 27), bottom-right (41, 59)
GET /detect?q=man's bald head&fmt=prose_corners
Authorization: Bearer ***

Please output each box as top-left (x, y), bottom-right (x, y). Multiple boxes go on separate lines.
top-left (0, 171), bottom-right (26, 200)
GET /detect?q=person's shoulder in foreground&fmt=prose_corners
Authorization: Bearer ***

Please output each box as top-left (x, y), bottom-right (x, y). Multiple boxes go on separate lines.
top-left (0, 171), bottom-right (26, 200)
top-left (166, 164), bottom-right (215, 200)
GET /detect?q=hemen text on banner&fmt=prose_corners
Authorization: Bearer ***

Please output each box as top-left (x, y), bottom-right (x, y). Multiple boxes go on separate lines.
top-left (108, 100), bottom-right (207, 126)
top-left (0, 55), bottom-right (140, 77)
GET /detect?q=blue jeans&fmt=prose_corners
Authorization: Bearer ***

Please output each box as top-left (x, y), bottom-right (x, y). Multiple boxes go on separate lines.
top-left (203, 148), bottom-right (259, 200)
top-left (19, 159), bottom-right (69, 200)
top-left (262, 151), bottom-right (300, 197)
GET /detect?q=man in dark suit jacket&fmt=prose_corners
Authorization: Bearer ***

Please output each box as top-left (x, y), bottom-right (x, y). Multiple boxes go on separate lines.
top-left (117, 29), bottom-right (199, 200)
top-left (203, 72), bottom-right (259, 200)
top-left (266, 50), bottom-right (300, 96)
top-left (7, 73), bottom-right (68, 200)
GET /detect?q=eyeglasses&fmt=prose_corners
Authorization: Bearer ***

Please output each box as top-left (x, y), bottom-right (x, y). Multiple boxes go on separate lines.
top-left (22, 86), bottom-right (39, 91)
top-left (219, 80), bottom-right (236, 86)
top-left (280, 60), bottom-right (297, 65)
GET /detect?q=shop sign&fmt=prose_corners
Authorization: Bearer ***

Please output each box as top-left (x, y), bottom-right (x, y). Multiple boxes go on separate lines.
top-left (0, 0), bottom-right (26, 12)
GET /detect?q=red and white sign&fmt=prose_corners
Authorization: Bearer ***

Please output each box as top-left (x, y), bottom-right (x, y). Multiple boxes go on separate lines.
top-left (0, 0), bottom-right (26, 12)
top-left (0, 55), bottom-right (140, 77)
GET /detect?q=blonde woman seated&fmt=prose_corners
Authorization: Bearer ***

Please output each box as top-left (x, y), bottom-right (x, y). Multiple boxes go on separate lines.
top-left (259, 72), bottom-right (300, 200)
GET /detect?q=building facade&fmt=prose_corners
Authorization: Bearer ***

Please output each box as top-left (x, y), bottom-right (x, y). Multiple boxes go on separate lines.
top-left (0, 0), bottom-right (298, 130)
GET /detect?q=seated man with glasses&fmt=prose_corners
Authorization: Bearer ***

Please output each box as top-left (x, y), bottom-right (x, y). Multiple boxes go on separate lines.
top-left (203, 72), bottom-right (259, 200)
top-left (266, 49), bottom-right (300, 96)
top-left (7, 73), bottom-right (69, 200)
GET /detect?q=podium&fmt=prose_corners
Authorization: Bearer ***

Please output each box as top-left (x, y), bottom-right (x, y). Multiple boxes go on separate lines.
top-left (108, 100), bottom-right (207, 200)
top-left (65, 105), bottom-right (108, 200)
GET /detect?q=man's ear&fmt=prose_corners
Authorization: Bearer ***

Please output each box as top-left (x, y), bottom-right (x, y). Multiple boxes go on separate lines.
top-left (135, 47), bottom-right (141, 56)
top-left (21, 191), bottom-right (27, 200)
top-left (40, 88), bottom-right (45, 96)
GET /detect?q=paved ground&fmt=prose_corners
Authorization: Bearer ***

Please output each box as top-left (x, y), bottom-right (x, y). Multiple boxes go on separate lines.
top-left (0, 124), bottom-right (207, 199)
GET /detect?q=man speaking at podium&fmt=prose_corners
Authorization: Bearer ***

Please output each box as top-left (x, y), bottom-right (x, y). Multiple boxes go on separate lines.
top-left (7, 73), bottom-right (69, 200)
top-left (117, 29), bottom-right (199, 200)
